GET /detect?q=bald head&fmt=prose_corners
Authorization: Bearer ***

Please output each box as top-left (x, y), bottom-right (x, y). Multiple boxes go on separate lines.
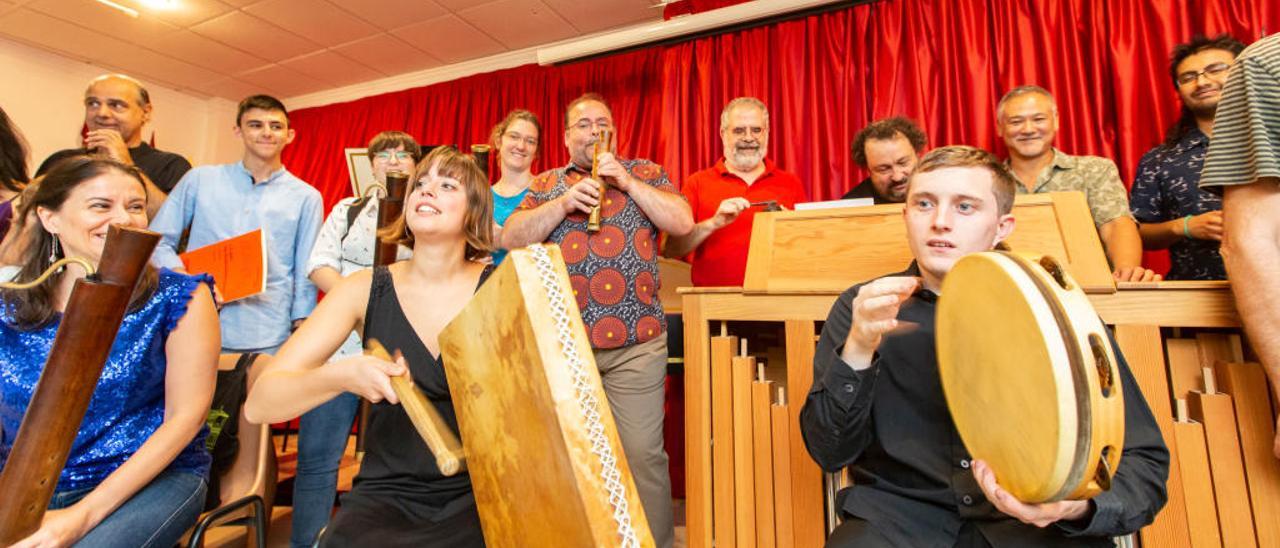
top-left (87, 74), bottom-right (150, 107)
top-left (83, 74), bottom-right (152, 146)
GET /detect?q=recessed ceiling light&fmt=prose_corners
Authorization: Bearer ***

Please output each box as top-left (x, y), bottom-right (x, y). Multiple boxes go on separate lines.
top-left (93, 0), bottom-right (140, 18)
top-left (137, 0), bottom-right (179, 10)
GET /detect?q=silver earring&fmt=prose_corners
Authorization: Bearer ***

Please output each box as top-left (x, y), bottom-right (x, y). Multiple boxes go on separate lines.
top-left (49, 238), bottom-right (60, 263)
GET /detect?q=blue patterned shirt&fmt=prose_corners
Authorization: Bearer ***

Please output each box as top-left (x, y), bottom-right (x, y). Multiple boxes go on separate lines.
top-left (150, 161), bottom-right (323, 350)
top-left (1130, 127), bottom-right (1226, 280)
top-left (0, 270), bottom-right (213, 492)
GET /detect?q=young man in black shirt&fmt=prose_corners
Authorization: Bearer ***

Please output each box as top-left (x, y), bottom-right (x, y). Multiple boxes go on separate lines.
top-left (802, 145), bottom-right (1169, 547)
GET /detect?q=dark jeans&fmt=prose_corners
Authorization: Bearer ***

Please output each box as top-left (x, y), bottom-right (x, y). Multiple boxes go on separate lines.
top-left (291, 392), bottom-right (359, 548)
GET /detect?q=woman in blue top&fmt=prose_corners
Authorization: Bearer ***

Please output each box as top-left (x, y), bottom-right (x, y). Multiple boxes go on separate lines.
top-left (0, 157), bottom-right (219, 548)
top-left (489, 109), bottom-right (541, 264)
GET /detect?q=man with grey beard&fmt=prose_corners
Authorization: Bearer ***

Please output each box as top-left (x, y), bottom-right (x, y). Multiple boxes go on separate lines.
top-left (665, 97), bottom-right (806, 286)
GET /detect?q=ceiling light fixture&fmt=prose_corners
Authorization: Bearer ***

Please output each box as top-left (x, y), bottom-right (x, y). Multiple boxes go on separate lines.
top-left (137, 0), bottom-right (179, 10)
top-left (93, 0), bottom-right (140, 18)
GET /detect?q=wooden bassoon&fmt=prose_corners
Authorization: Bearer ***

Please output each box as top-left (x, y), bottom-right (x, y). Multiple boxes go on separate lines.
top-left (355, 170), bottom-right (410, 457)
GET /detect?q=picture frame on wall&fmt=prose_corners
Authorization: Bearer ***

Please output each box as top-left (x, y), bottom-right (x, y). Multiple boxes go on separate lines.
top-left (345, 148), bottom-right (378, 198)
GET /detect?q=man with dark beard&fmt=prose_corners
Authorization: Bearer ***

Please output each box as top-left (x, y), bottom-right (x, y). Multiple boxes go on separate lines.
top-left (664, 97), bottom-right (806, 286)
top-left (1130, 34), bottom-right (1244, 280)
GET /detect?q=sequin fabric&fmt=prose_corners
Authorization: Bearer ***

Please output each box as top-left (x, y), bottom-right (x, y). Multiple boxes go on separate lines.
top-left (0, 269), bottom-right (213, 492)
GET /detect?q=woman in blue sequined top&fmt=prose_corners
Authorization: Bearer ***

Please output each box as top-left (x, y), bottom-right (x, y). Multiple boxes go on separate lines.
top-left (0, 157), bottom-right (219, 548)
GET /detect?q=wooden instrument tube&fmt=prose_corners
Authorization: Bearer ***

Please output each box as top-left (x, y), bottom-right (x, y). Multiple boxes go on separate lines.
top-left (586, 129), bottom-right (614, 232)
top-left (357, 171), bottom-right (411, 456)
top-left (373, 171), bottom-right (409, 266)
top-left (470, 144), bottom-right (491, 180)
top-left (0, 225), bottom-right (161, 545)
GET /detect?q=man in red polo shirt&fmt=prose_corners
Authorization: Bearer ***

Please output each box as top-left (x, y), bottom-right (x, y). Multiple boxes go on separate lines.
top-left (664, 97), bottom-right (806, 286)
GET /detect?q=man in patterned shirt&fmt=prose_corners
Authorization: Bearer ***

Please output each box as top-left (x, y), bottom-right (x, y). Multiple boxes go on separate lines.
top-left (1200, 33), bottom-right (1280, 457)
top-left (502, 93), bottom-right (692, 548)
top-left (997, 85), bottom-right (1160, 282)
top-left (1131, 35), bottom-right (1244, 280)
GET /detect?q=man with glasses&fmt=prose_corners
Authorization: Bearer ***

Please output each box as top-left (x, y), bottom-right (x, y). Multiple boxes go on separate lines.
top-left (290, 131), bottom-right (418, 548)
top-left (37, 74), bottom-right (191, 204)
top-left (502, 93), bottom-right (692, 548)
top-left (665, 97), bottom-right (806, 286)
top-left (1130, 35), bottom-right (1244, 280)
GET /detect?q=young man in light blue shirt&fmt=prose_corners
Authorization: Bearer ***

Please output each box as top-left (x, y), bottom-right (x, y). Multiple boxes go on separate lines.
top-left (150, 94), bottom-right (322, 355)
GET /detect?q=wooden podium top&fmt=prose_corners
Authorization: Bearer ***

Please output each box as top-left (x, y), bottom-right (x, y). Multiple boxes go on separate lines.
top-left (741, 192), bottom-right (1116, 294)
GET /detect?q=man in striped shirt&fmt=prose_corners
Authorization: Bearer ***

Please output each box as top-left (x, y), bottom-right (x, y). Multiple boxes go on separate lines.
top-left (1200, 32), bottom-right (1280, 458)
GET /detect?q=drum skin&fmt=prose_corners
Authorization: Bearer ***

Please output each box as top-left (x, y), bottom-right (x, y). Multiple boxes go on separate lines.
top-left (936, 251), bottom-right (1125, 503)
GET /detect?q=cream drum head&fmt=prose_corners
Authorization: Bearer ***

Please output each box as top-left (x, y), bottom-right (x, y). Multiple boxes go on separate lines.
top-left (936, 251), bottom-right (1124, 503)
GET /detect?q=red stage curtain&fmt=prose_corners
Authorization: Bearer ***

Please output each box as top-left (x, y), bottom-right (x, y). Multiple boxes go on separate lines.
top-left (282, 0), bottom-right (1276, 264)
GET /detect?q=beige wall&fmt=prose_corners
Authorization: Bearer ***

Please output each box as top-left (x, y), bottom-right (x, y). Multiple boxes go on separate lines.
top-left (0, 36), bottom-right (242, 175)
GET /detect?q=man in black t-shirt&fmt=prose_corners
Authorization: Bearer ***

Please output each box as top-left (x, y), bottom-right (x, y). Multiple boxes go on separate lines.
top-left (841, 117), bottom-right (927, 203)
top-left (36, 74), bottom-right (191, 211)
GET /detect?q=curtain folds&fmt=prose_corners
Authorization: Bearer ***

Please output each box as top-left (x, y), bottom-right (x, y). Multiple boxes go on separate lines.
top-left (282, 0), bottom-right (1275, 264)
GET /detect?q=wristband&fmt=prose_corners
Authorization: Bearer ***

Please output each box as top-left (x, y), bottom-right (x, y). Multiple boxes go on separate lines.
top-left (1182, 215), bottom-right (1192, 239)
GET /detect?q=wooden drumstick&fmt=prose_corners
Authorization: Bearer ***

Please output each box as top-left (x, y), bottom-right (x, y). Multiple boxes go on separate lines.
top-left (366, 339), bottom-right (466, 476)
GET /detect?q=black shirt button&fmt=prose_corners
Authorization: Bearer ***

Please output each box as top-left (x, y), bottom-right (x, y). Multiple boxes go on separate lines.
top-left (962, 495), bottom-right (974, 505)
top-left (844, 383), bottom-right (855, 393)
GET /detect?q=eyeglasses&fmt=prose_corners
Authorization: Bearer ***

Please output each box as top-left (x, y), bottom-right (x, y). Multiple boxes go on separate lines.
top-left (570, 118), bottom-right (613, 132)
top-left (1176, 62), bottom-right (1231, 86)
top-left (503, 132), bottom-right (539, 147)
top-left (373, 151), bottom-right (414, 162)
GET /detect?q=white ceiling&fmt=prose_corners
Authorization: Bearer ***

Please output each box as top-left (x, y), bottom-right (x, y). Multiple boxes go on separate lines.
top-left (0, 0), bottom-right (665, 101)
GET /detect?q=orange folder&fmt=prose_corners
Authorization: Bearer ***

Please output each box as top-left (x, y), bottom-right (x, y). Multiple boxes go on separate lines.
top-left (179, 228), bottom-right (266, 302)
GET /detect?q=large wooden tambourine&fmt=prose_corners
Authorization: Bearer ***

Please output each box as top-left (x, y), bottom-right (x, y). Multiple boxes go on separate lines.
top-left (936, 251), bottom-right (1124, 503)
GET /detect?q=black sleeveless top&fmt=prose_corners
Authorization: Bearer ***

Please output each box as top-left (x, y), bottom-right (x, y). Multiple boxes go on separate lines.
top-left (324, 264), bottom-right (491, 547)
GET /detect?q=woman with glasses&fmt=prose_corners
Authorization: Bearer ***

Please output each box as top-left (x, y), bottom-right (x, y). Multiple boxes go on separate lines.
top-left (488, 110), bottom-right (541, 264)
top-left (292, 131), bottom-right (419, 548)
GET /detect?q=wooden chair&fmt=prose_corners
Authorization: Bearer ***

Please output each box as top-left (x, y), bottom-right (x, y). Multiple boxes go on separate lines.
top-left (186, 354), bottom-right (278, 548)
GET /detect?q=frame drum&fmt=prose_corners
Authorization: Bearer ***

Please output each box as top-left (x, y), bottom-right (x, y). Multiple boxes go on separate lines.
top-left (936, 251), bottom-right (1124, 503)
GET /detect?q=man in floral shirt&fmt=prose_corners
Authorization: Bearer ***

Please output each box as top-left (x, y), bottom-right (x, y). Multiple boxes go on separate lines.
top-left (502, 93), bottom-right (692, 548)
top-left (1130, 34), bottom-right (1243, 280)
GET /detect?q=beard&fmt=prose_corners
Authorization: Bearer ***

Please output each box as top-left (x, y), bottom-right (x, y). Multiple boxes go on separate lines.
top-left (728, 145), bottom-right (764, 171)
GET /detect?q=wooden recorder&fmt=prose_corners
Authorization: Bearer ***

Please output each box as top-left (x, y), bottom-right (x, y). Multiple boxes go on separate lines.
top-left (586, 129), bottom-right (614, 232)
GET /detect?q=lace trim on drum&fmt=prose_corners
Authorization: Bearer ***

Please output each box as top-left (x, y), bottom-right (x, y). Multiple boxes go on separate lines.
top-left (529, 244), bottom-right (640, 548)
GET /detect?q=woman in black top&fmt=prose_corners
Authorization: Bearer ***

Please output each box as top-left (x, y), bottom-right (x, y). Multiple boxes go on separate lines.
top-left (245, 146), bottom-right (494, 547)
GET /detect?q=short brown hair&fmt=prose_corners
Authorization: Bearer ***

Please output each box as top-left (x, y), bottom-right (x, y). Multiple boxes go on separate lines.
top-left (489, 109), bottom-right (542, 157)
top-left (237, 94), bottom-right (288, 126)
top-left (378, 147), bottom-right (494, 261)
top-left (368, 131), bottom-right (421, 163)
top-left (912, 145), bottom-right (1017, 215)
top-left (564, 93), bottom-right (611, 128)
top-left (852, 117), bottom-right (927, 168)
